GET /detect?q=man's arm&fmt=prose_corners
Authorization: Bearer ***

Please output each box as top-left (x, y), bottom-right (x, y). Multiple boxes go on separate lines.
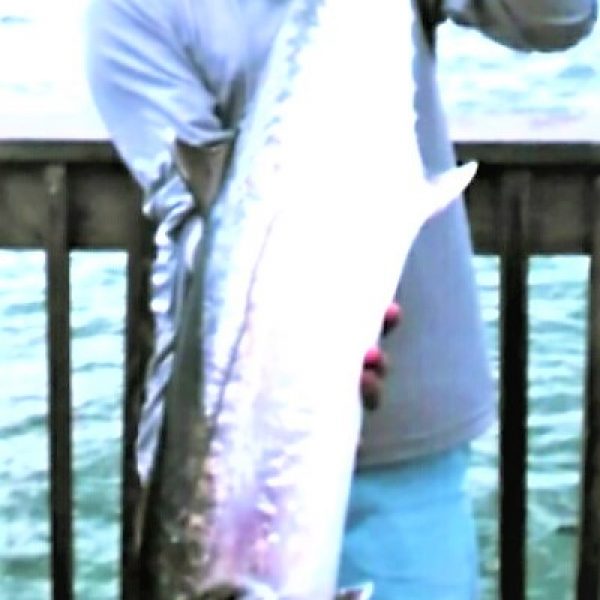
top-left (420, 0), bottom-right (597, 51)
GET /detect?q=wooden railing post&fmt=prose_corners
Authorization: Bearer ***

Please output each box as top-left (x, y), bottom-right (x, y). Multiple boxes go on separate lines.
top-left (121, 196), bottom-right (153, 600)
top-left (498, 169), bottom-right (531, 600)
top-left (577, 175), bottom-right (600, 600)
top-left (44, 164), bottom-right (73, 600)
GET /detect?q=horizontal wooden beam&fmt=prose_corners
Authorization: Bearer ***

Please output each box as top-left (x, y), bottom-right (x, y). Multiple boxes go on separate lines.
top-left (0, 162), bottom-right (143, 249)
top-left (2, 138), bottom-right (600, 165)
top-left (1, 140), bottom-right (600, 253)
top-left (0, 140), bottom-right (119, 163)
top-left (466, 163), bottom-right (596, 255)
top-left (456, 141), bottom-right (600, 166)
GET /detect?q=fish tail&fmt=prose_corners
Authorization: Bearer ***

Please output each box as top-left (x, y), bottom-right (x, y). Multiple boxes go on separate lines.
top-left (192, 579), bottom-right (278, 600)
top-left (335, 582), bottom-right (375, 600)
top-left (193, 580), bottom-right (374, 599)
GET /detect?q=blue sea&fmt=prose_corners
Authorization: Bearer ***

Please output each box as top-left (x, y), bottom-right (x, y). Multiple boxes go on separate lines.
top-left (1, 1), bottom-right (599, 598)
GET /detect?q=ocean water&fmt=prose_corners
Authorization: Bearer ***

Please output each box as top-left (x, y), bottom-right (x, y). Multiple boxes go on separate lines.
top-left (1, 1), bottom-right (599, 598)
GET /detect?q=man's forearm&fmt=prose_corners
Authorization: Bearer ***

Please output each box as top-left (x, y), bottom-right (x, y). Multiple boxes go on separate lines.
top-left (434, 0), bottom-right (597, 51)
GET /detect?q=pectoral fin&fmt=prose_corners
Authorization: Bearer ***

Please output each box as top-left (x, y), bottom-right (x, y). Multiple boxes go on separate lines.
top-left (423, 161), bottom-right (478, 218)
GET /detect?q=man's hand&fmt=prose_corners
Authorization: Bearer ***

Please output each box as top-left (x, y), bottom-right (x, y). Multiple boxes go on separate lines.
top-left (360, 303), bottom-right (402, 411)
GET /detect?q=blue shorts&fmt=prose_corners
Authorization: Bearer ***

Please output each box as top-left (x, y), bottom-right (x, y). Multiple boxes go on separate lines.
top-left (338, 447), bottom-right (479, 600)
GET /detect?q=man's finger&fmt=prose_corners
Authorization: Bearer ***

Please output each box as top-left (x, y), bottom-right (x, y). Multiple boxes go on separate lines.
top-left (359, 303), bottom-right (402, 411)
top-left (382, 302), bottom-right (402, 337)
top-left (362, 347), bottom-right (389, 376)
top-left (360, 370), bottom-right (383, 411)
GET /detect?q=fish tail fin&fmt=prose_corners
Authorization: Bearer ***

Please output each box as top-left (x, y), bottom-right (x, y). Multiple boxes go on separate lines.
top-left (422, 161), bottom-right (478, 218)
top-left (194, 579), bottom-right (278, 600)
top-left (335, 581), bottom-right (374, 600)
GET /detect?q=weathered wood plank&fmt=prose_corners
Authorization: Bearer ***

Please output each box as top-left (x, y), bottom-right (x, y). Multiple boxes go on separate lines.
top-left (463, 167), bottom-right (501, 254)
top-left (0, 163), bottom-right (138, 249)
top-left (68, 164), bottom-right (140, 248)
top-left (0, 165), bottom-right (47, 247)
top-left (45, 164), bottom-right (73, 600)
top-left (528, 168), bottom-right (591, 255)
top-left (456, 141), bottom-right (600, 166)
top-left (498, 170), bottom-right (530, 600)
top-left (0, 164), bottom-right (595, 254)
top-left (1, 142), bottom-right (599, 253)
top-left (577, 176), bottom-right (600, 600)
top-left (465, 165), bottom-right (593, 255)
top-left (0, 140), bottom-right (118, 163)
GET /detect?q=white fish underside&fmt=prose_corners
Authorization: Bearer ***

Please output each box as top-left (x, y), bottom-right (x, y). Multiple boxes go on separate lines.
top-left (144, 0), bottom-right (476, 598)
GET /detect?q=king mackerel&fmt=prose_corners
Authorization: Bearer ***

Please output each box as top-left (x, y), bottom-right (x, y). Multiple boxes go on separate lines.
top-left (140, 0), bottom-right (477, 597)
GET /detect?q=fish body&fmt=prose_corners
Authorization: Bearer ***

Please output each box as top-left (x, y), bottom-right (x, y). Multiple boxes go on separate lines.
top-left (141, 0), bottom-right (476, 598)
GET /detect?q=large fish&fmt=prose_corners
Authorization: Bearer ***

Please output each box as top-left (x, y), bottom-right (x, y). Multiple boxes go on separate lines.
top-left (140, 0), bottom-right (477, 598)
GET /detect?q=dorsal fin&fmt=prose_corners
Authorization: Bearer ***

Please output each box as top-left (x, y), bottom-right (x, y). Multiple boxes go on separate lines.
top-left (422, 161), bottom-right (478, 218)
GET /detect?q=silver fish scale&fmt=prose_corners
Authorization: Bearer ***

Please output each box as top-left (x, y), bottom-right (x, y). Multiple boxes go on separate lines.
top-left (197, 0), bottom-right (328, 590)
top-left (142, 0), bottom-right (476, 597)
top-left (201, 0), bottom-right (325, 392)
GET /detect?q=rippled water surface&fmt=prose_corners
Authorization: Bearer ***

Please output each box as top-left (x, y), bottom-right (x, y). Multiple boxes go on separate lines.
top-left (1, 1), bottom-right (599, 598)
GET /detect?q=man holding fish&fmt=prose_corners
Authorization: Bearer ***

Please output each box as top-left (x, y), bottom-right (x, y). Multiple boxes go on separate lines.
top-left (84, 0), bottom-right (596, 598)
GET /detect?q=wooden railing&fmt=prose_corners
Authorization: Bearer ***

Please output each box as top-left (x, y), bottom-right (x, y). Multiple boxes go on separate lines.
top-left (2, 139), bottom-right (600, 599)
